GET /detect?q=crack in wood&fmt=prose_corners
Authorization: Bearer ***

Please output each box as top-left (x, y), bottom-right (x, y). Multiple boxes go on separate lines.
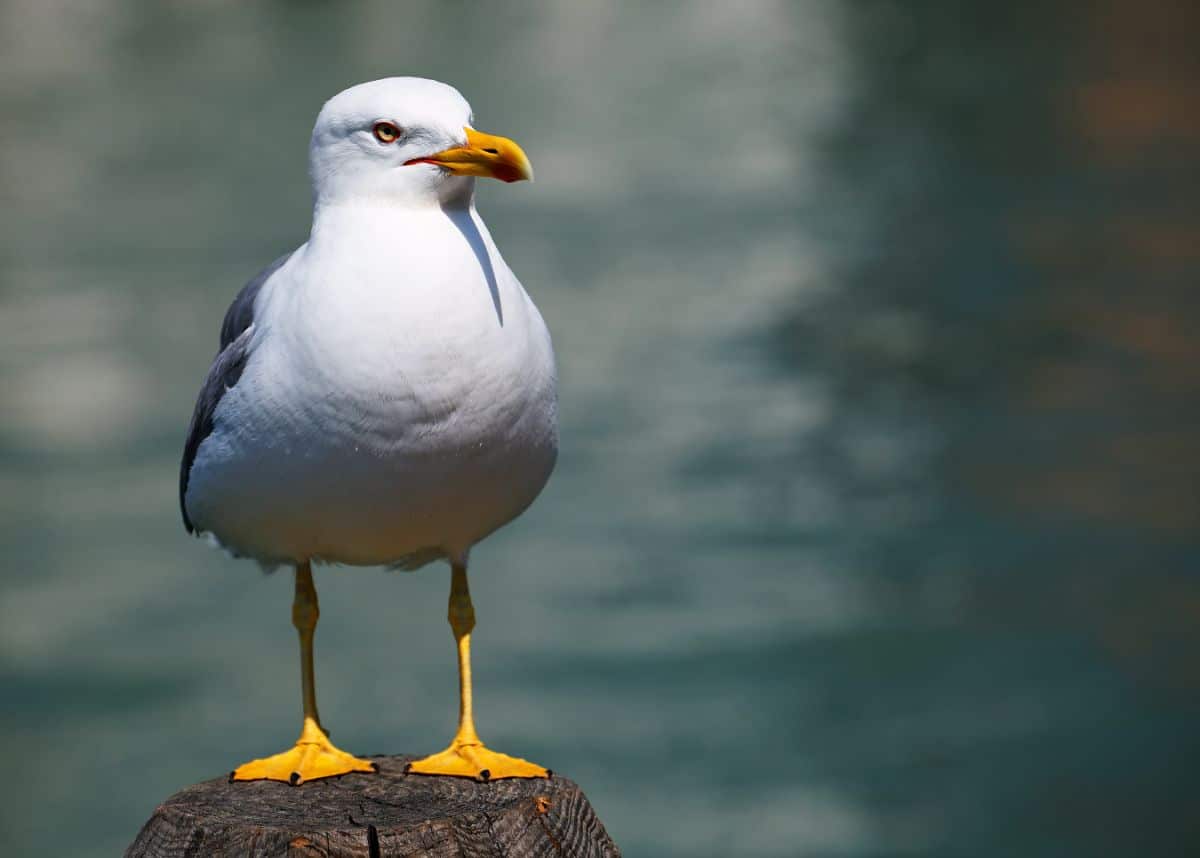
top-left (531, 796), bottom-right (563, 855)
top-left (123, 756), bottom-right (620, 857)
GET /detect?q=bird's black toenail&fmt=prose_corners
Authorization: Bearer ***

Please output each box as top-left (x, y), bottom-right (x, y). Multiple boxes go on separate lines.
top-left (479, 769), bottom-right (491, 781)
top-left (289, 771), bottom-right (301, 785)
top-left (228, 771), bottom-right (236, 783)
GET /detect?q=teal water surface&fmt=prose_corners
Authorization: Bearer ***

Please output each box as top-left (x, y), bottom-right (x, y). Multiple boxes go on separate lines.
top-left (2, 2), bottom-right (1198, 856)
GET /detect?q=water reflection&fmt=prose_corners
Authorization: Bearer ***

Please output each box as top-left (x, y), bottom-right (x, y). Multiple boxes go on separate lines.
top-left (774, 2), bottom-right (1200, 853)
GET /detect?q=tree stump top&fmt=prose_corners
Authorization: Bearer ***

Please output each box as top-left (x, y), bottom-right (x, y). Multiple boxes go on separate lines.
top-left (127, 755), bottom-right (621, 857)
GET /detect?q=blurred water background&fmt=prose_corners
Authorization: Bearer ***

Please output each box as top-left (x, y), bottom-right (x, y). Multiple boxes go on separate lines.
top-left (2, 2), bottom-right (1199, 855)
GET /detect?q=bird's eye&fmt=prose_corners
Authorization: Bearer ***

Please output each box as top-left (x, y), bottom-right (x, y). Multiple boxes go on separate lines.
top-left (372, 122), bottom-right (401, 144)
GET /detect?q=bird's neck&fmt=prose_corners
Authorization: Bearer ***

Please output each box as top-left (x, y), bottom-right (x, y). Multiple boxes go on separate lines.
top-left (311, 174), bottom-right (476, 218)
top-left (309, 198), bottom-right (476, 246)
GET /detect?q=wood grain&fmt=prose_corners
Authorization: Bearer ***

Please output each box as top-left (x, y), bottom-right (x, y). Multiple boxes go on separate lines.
top-left (126, 755), bottom-right (621, 857)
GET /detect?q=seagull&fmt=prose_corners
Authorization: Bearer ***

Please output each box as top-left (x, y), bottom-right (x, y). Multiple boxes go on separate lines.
top-left (180, 78), bottom-right (557, 784)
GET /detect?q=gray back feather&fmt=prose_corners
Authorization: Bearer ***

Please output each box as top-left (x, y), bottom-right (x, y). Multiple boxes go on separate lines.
top-left (179, 252), bottom-right (292, 533)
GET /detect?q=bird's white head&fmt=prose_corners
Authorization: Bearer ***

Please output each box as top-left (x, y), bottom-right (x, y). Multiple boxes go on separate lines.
top-left (308, 77), bottom-right (533, 209)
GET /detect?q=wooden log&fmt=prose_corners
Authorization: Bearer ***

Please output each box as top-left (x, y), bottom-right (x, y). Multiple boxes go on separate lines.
top-left (126, 755), bottom-right (621, 857)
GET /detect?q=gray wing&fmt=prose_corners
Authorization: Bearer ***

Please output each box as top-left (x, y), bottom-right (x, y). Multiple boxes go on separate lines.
top-left (179, 252), bottom-right (292, 533)
top-left (218, 252), bottom-right (289, 350)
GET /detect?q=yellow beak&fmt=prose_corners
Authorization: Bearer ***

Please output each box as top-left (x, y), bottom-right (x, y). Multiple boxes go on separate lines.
top-left (406, 127), bottom-right (534, 183)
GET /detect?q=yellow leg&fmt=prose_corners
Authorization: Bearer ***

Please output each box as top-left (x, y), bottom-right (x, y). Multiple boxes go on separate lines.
top-left (232, 562), bottom-right (375, 785)
top-left (408, 563), bottom-right (548, 781)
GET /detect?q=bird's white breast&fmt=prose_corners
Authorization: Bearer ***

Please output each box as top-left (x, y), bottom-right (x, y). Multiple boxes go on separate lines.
top-left (186, 204), bottom-right (558, 567)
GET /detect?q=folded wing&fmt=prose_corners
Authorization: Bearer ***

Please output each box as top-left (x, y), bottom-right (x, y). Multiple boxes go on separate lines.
top-left (179, 252), bottom-right (292, 533)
